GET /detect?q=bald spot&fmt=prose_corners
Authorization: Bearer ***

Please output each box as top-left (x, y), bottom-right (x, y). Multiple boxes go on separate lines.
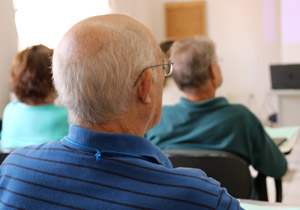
top-left (56, 14), bottom-right (159, 63)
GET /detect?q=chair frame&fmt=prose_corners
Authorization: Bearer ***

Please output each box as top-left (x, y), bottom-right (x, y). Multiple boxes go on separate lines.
top-left (164, 149), bottom-right (282, 202)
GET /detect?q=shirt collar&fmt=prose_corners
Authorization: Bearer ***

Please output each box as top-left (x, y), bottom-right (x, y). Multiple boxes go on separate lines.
top-left (62, 124), bottom-right (172, 167)
top-left (179, 96), bottom-right (229, 109)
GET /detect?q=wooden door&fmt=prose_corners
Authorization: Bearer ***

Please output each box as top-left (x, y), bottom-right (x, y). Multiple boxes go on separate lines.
top-left (165, 1), bottom-right (206, 39)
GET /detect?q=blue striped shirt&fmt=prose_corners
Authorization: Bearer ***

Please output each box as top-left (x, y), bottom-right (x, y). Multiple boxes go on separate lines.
top-left (0, 125), bottom-right (243, 210)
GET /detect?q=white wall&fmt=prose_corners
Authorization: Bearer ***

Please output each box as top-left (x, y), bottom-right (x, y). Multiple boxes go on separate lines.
top-left (280, 0), bottom-right (300, 63)
top-left (110, 0), bottom-right (164, 42)
top-left (111, 0), bottom-right (282, 121)
top-left (0, 1), bottom-right (19, 117)
top-left (206, 0), bottom-right (281, 120)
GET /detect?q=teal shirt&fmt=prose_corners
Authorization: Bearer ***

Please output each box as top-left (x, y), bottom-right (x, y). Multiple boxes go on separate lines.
top-left (1, 101), bottom-right (69, 150)
top-left (146, 97), bottom-right (287, 179)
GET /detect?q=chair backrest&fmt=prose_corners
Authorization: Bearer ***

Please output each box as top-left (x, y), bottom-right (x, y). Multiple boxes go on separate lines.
top-left (0, 152), bottom-right (9, 164)
top-left (164, 149), bottom-right (253, 199)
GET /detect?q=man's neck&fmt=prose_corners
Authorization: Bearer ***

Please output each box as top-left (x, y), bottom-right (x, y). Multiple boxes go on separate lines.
top-left (80, 112), bottom-right (147, 137)
top-left (82, 122), bottom-right (140, 136)
top-left (183, 82), bottom-right (216, 102)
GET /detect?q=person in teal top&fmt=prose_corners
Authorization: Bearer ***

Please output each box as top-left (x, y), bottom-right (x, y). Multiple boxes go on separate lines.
top-left (1, 101), bottom-right (68, 150)
top-left (146, 36), bottom-right (287, 179)
top-left (1, 44), bottom-right (69, 151)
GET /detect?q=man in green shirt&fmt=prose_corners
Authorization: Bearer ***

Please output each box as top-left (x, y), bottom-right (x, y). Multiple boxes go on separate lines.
top-left (146, 36), bottom-right (287, 179)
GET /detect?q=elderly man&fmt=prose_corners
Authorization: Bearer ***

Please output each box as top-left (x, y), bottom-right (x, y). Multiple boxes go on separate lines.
top-left (0, 15), bottom-right (242, 209)
top-left (146, 35), bottom-right (287, 180)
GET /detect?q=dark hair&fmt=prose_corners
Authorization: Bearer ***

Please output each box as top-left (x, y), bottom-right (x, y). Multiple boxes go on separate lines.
top-left (10, 44), bottom-right (54, 105)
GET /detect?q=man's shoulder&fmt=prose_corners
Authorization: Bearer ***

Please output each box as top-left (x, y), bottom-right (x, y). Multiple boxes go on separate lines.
top-left (208, 102), bottom-right (261, 129)
top-left (223, 102), bottom-right (249, 112)
top-left (157, 165), bottom-right (242, 209)
top-left (167, 166), bottom-right (220, 186)
top-left (3, 141), bottom-right (62, 162)
top-left (150, 165), bottom-right (222, 202)
top-left (157, 164), bottom-right (224, 192)
top-left (221, 103), bottom-right (255, 118)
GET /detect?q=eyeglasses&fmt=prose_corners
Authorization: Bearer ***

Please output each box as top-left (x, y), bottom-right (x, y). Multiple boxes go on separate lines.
top-left (133, 58), bottom-right (173, 87)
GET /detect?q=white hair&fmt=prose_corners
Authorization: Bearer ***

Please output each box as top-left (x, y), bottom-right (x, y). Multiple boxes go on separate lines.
top-left (170, 35), bottom-right (216, 91)
top-left (52, 20), bottom-right (158, 126)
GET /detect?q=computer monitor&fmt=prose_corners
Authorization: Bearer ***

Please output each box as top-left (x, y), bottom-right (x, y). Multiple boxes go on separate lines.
top-left (270, 64), bottom-right (300, 89)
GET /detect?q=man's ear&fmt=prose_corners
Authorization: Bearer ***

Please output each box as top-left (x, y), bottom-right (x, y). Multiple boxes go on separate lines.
top-left (137, 70), bottom-right (152, 104)
top-left (209, 62), bottom-right (216, 79)
top-left (209, 62), bottom-right (222, 88)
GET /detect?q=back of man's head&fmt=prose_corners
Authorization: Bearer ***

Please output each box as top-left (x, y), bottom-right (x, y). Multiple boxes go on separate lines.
top-left (52, 14), bottom-right (159, 127)
top-left (170, 36), bottom-right (216, 92)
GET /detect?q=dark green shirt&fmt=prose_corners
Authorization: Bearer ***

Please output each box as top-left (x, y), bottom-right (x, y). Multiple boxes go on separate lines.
top-left (146, 97), bottom-right (287, 179)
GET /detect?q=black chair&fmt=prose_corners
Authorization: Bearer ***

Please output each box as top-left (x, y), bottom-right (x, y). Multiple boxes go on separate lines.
top-left (164, 149), bottom-right (282, 202)
top-left (0, 152), bottom-right (9, 164)
top-left (254, 173), bottom-right (282, 202)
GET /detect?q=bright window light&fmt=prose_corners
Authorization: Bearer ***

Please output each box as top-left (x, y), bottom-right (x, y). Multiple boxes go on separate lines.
top-left (13, 0), bottom-right (110, 50)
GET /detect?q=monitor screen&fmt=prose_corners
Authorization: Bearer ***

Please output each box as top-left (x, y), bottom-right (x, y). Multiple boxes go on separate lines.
top-left (270, 64), bottom-right (300, 89)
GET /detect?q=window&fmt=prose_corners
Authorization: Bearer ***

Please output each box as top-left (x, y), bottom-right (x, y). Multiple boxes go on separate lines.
top-left (13, 0), bottom-right (110, 49)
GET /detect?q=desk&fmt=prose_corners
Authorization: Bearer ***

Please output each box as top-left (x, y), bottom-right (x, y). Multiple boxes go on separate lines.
top-left (240, 199), bottom-right (300, 210)
top-left (272, 90), bottom-right (300, 126)
top-left (264, 126), bottom-right (300, 154)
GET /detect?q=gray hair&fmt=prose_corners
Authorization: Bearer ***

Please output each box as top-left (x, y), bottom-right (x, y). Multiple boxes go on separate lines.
top-left (52, 18), bottom-right (157, 126)
top-left (170, 35), bottom-right (216, 91)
